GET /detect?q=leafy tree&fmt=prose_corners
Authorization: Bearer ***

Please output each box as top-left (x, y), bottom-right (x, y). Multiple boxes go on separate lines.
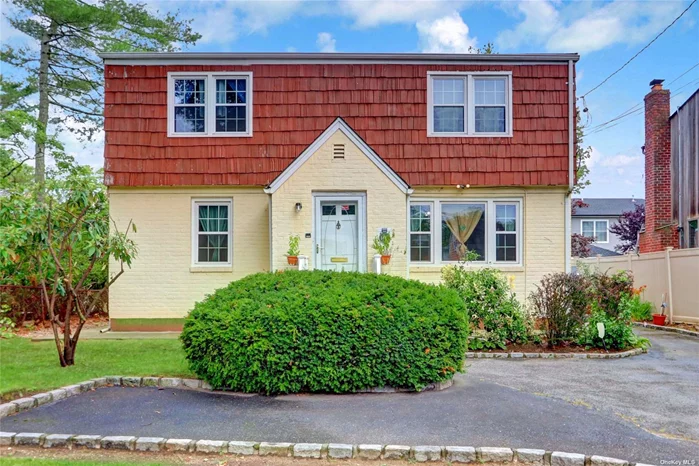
top-left (469, 42), bottom-right (496, 54)
top-left (0, 158), bottom-right (137, 366)
top-left (609, 203), bottom-right (645, 254)
top-left (571, 233), bottom-right (593, 258)
top-left (1, 0), bottom-right (200, 185)
top-left (573, 111), bottom-right (591, 195)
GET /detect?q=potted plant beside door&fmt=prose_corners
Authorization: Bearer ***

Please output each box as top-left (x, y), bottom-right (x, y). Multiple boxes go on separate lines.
top-left (372, 230), bottom-right (395, 265)
top-left (286, 234), bottom-right (300, 266)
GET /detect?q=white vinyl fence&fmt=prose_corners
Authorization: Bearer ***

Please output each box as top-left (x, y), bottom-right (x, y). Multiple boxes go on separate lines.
top-left (576, 247), bottom-right (699, 324)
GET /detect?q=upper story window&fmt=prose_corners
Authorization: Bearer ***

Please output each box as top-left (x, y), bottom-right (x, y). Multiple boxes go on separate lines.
top-left (427, 72), bottom-right (512, 137)
top-left (168, 72), bottom-right (252, 137)
top-left (581, 220), bottom-right (609, 243)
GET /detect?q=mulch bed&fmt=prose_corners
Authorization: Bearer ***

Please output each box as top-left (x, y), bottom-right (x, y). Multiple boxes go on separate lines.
top-left (478, 342), bottom-right (631, 354)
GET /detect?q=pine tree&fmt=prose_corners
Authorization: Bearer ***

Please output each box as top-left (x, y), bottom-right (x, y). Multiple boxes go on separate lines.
top-left (1, 0), bottom-right (200, 185)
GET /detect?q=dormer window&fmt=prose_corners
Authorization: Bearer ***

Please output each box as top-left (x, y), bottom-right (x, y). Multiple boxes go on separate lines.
top-left (168, 72), bottom-right (253, 137)
top-left (427, 71), bottom-right (512, 137)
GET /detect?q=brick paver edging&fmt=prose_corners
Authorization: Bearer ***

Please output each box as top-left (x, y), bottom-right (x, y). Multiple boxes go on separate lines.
top-left (0, 376), bottom-right (452, 419)
top-left (633, 322), bottom-right (699, 339)
top-left (0, 431), bottom-right (654, 466)
top-left (465, 348), bottom-right (645, 360)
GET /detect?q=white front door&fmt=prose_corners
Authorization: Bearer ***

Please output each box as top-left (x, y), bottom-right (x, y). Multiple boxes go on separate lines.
top-left (314, 195), bottom-right (366, 272)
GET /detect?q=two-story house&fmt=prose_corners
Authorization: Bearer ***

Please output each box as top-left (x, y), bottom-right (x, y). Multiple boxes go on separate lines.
top-left (100, 52), bottom-right (579, 331)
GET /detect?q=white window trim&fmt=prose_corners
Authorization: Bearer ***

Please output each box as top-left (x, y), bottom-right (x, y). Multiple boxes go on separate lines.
top-left (191, 198), bottom-right (233, 267)
top-left (409, 198), bottom-right (522, 266)
top-left (168, 71), bottom-right (253, 138)
top-left (581, 219), bottom-right (609, 244)
top-left (409, 201), bottom-right (434, 264)
top-left (427, 71), bottom-right (513, 138)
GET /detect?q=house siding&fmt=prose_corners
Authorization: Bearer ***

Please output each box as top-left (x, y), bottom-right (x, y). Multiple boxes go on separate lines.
top-left (409, 187), bottom-right (567, 304)
top-left (572, 216), bottom-right (621, 253)
top-left (270, 130), bottom-right (408, 275)
top-left (108, 187), bottom-right (269, 325)
top-left (104, 63), bottom-right (572, 188)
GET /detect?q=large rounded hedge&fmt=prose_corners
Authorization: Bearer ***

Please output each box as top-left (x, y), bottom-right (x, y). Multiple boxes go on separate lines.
top-left (180, 270), bottom-right (468, 394)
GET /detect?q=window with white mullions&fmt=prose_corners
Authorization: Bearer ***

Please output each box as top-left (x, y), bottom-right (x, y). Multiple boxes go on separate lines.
top-left (193, 201), bottom-right (232, 265)
top-left (410, 203), bottom-right (432, 262)
top-left (215, 78), bottom-right (248, 133)
top-left (428, 72), bottom-right (511, 137)
top-left (169, 72), bottom-right (252, 137)
top-left (495, 203), bottom-right (518, 262)
top-left (433, 78), bottom-right (466, 133)
top-left (474, 77), bottom-right (507, 133)
top-left (581, 220), bottom-right (608, 243)
top-left (174, 79), bottom-right (206, 133)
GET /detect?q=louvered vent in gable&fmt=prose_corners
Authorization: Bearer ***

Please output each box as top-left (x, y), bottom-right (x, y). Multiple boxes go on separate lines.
top-left (333, 144), bottom-right (345, 159)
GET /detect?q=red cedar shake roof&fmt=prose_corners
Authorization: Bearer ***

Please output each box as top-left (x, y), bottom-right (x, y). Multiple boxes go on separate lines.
top-left (102, 53), bottom-right (577, 188)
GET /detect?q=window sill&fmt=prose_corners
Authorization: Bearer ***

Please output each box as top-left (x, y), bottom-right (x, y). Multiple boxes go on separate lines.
top-left (427, 132), bottom-right (513, 138)
top-left (190, 266), bottom-right (233, 273)
top-left (168, 132), bottom-right (252, 138)
top-left (410, 264), bottom-right (524, 273)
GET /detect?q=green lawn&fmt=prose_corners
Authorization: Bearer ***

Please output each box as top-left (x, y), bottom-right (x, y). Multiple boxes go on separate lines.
top-left (0, 337), bottom-right (194, 401)
top-left (0, 458), bottom-right (171, 466)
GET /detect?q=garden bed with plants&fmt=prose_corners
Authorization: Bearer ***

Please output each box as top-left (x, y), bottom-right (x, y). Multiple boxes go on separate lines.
top-left (441, 258), bottom-right (651, 356)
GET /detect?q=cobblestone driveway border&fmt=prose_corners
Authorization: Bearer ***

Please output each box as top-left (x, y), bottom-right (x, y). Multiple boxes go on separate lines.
top-left (466, 348), bottom-right (645, 359)
top-left (0, 431), bottom-right (652, 466)
top-left (633, 322), bottom-right (699, 340)
top-left (0, 376), bottom-right (452, 419)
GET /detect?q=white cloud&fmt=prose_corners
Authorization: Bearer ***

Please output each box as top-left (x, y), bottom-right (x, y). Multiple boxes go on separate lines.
top-left (416, 12), bottom-right (477, 53)
top-left (316, 32), bottom-right (337, 53)
top-left (340, 0), bottom-right (467, 28)
top-left (496, 0), bottom-right (559, 50)
top-left (497, 0), bottom-right (689, 54)
top-left (600, 154), bottom-right (641, 168)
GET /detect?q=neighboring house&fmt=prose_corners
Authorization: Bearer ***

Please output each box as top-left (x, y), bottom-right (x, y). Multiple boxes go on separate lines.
top-left (572, 198), bottom-right (645, 255)
top-left (639, 80), bottom-right (699, 252)
top-left (101, 52), bottom-right (579, 331)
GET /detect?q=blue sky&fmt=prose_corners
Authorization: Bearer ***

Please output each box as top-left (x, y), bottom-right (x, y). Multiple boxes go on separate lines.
top-left (2, 0), bottom-right (698, 199)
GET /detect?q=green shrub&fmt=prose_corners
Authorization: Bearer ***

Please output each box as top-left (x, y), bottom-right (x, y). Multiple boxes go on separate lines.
top-left (586, 270), bottom-right (634, 317)
top-left (626, 294), bottom-right (654, 322)
top-left (529, 272), bottom-right (590, 347)
top-left (442, 266), bottom-right (529, 350)
top-left (180, 271), bottom-right (468, 394)
top-left (578, 297), bottom-right (650, 350)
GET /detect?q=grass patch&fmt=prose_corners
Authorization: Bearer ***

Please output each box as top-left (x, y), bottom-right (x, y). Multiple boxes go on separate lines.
top-left (0, 459), bottom-right (170, 466)
top-left (0, 337), bottom-right (193, 401)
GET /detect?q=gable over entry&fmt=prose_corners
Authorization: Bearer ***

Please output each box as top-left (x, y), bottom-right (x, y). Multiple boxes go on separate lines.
top-left (266, 118), bottom-right (411, 274)
top-left (264, 118), bottom-right (412, 195)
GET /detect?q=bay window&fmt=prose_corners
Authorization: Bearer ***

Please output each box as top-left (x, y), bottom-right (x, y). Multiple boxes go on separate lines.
top-left (409, 200), bottom-right (521, 265)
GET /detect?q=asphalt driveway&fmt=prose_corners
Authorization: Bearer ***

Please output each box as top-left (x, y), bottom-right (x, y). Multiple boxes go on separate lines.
top-left (2, 329), bottom-right (698, 464)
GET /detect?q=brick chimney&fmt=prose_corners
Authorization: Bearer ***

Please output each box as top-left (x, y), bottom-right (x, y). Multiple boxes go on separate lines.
top-left (638, 79), bottom-right (678, 253)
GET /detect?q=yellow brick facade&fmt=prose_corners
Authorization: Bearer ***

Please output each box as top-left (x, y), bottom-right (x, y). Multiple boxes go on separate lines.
top-left (108, 134), bottom-right (567, 324)
top-left (270, 130), bottom-right (408, 275)
top-left (408, 186), bottom-right (567, 304)
top-left (108, 187), bottom-right (269, 321)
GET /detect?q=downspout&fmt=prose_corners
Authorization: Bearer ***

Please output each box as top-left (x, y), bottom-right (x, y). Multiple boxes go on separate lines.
top-left (268, 193), bottom-right (273, 271)
top-left (565, 59), bottom-right (575, 272)
top-left (406, 192), bottom-right (411, 279)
